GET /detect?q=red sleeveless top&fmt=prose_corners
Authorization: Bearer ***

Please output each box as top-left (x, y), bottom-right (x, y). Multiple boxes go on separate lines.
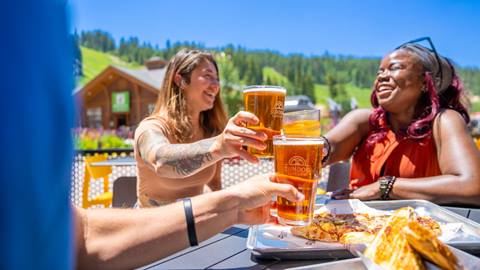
top-left (349, 129), bottom-right (441, 189)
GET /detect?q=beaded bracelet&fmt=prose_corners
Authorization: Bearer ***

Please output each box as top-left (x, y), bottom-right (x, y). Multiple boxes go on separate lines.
top-left (385, 176), bottom-right (396, 199)
top-left (380, 176), bottom-right (396, 200)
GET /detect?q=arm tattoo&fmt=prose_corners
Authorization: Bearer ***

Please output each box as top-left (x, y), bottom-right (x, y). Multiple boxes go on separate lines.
top-left (158, 138), bottom-right (215, 176)
top-left (138, 130), bottom-right (169, 164)
top-left (138, 129), bottom-right (216, 176)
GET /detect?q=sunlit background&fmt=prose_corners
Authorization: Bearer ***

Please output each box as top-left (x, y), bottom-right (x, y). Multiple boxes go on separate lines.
top-left (68, 0), bottom-right (480, 150)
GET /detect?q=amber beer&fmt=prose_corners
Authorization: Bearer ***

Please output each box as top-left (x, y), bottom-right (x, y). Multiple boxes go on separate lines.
top-left (273, 135), bottom-right (324, 225)
top-left (282, 109), bottom-right (321, 137)
top-left (243, 86), bottom-right (286, 158)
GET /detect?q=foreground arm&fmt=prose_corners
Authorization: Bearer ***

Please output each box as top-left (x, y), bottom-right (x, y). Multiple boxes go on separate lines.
top-left (323, 109), bottom-right (371, 164)
top-left (347, 110), bottom-right (480, 205)
top-left (137, 111), bottom-right (267, 178)
top-left (75, 174), bottom-right (303, 270)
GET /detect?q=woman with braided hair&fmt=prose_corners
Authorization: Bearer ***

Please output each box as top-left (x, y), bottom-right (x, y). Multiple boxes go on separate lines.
top-left (326, 38), bottom-right (480, 205)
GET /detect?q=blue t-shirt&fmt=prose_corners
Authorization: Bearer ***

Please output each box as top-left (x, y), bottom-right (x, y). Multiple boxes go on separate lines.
top-left (0, 0), bottom-right (74, 269)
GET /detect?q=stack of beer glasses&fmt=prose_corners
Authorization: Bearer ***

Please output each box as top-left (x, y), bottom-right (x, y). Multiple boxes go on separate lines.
top-left (282, 109), bottom-right (327, 194)
top-left (243, 86), bottom-right (324, 226)
top-left (276, 110), bottom-right (324, 225)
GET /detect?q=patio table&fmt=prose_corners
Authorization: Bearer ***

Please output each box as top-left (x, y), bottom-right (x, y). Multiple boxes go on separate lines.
top-left (87, 158), bottom-right (480, 268)
top-left (138, 204), bottom-right (480, 270)
top-left (138, 224), bottom-right (331, 270)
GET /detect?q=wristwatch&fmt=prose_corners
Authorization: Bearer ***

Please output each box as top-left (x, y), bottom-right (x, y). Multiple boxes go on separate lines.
top-left (320, 136), bottom-right (331, 165)
top-left (379, 176), bottom-right (396, 200)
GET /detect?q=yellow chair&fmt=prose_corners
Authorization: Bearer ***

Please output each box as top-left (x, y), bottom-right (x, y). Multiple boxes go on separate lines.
top-left (82, 154), bottom-right (113, 208)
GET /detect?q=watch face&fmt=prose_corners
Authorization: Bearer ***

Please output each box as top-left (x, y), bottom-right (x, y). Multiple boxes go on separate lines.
top-left (379, 178), bottom-right (388, 187)
top-left (322, 147), bottom-right (328, 158)
top-left (379, 178), bottom-right (389, 199)
top-left (320, 136), bottom-right (330, 164)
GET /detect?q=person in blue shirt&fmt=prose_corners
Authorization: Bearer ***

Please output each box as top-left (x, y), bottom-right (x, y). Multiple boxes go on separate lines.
top-left (0, 1), bottom-right (303, 269)
top-left (1, 0), bottom-right (75, 269)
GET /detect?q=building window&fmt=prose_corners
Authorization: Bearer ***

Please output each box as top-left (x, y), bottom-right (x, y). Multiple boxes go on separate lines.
top-left (86, 107), bottom-right (102, 128)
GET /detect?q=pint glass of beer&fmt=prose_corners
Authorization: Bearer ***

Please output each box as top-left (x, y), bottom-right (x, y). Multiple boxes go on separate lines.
top-left (282, 109), bottom-right (321, 137)
top-left (243, 85), bottom-right (286, 158)
top-left (273, 135), bottom-right (324, 225)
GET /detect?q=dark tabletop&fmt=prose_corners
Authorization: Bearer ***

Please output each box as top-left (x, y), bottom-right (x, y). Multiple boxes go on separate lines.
top-left (138, 205), bottom-right (480, 270)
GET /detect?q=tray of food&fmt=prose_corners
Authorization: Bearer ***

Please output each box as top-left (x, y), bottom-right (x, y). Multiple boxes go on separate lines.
top-left (287, 246), bottom-right (480, 270)
top-left (246, 199), bottom-right (480, 260)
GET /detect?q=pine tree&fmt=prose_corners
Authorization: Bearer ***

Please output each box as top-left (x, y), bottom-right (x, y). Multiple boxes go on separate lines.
top-left (72, 31), bottom-right (83, 79)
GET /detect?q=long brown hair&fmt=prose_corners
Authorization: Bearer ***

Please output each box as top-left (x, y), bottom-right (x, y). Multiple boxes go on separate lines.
top-left (151, 49), bottom-right (227, 142)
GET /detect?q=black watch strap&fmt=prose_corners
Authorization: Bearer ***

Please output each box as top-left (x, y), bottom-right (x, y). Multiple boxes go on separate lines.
top-left (379, 176), bottom-right (396, 200)
top-left (320, 136), bottom-right (331, 165)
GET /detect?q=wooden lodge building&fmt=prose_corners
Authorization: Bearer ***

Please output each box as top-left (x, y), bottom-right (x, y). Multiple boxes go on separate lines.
top-left (73, 57), bottom-right (166, 129)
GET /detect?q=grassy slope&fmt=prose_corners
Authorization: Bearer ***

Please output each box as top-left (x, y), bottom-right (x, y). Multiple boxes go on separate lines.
top-left (262, 67), bottom-right (293, 90)
top-left (314, 83), bottom-right (372, 108)
top-left (78, 46), bottom-right (141, 86)
top-left (472, 101), bottom-right (480, 112)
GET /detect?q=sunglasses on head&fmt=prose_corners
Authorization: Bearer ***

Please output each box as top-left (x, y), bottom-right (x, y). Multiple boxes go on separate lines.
top-left (395, 37), bottom-right (443, 85)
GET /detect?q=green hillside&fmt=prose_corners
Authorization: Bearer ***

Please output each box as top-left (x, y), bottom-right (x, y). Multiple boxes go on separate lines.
top-left (262, 67), bottom-right (293, 92)
top-left (473, 101), bottom-right (480, 112)
top-left (79, 46), bottom-right (141, 86)
top-left (314, 83), bottom-right (372, 108)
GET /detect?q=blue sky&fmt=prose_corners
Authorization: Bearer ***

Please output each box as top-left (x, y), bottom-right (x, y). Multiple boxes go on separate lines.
top-left (70, 0), bottom-right (480, 67)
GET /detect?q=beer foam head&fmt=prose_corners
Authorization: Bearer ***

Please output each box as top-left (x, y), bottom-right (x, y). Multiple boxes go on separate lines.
top-left (243, 85), bottom-right (287, 94)
top-left (273, 136), bottom-right (324, 146)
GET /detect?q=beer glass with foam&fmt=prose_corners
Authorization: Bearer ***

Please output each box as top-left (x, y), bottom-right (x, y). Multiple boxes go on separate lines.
top-left (273, 135), bottom-right (324, 225)
top-left (243, 85), bottom-right (286, 158)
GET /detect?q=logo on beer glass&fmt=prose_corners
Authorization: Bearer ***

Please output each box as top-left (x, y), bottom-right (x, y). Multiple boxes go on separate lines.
top-left (271, 100), bottom-right (284, 118)
top-left (285, 156), bottom-right (312, 177)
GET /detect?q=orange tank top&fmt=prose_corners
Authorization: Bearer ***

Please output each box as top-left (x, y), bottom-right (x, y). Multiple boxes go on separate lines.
top-left (349, 129), bottom-right (441, 189)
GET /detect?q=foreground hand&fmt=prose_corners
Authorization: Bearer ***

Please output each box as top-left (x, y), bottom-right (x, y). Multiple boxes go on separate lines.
top-left (349, 181), bottom-right (381, 200)
top-left (227, 173), bottom-right (304, 225)
top-left (331, 188), bottom-right (353, 200)
top-left (213, 111), bottom-right (267, 163)
top-left (331, 182), bottom-right (381, 200)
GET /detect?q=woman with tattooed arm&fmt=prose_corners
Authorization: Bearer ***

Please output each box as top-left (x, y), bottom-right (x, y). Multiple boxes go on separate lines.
top-left (134, 49), bottom-right (267, 207)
